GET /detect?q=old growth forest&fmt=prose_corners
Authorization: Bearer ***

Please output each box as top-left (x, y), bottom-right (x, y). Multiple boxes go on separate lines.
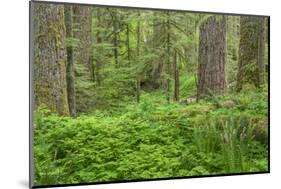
top-left (32, 2), bottom-right (269, 186)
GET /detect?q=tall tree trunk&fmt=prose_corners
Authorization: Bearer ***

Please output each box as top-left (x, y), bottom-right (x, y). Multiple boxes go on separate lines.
top-left (64, 5), bottom-right (76, 117)
top-left (174, 50), bottom-right (179, 101)
top-left (113, 10), bottom-right (118, 67)
top-left (33, 3), bottom-right (69, 115)
top-left (126, 14), bottom-right (131, 65)
top-left (72, 5), bottom-right (94, 81)
top-left (236, 16), bottom-right (265, 91)
top-left (197, 16), bottom-right (226, 99)
top-left (72, 6), bottom-right (94, 113)
top-left (150, 12), bottom-right (163, 89)
top-left (136, 11), bottom-right (141, 103)
top-left (96, 9), bottom-right (102, 86)
top-left (258, 18), bottom-right (265, 87)
top-left (166, 12), bottom-right (171, 103)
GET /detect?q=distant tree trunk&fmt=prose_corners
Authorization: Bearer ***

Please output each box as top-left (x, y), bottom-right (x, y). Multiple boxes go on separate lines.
top-left (197, 16), bottom-right (226, 99)
top-left (64, 5), bottom-right (76, 116)
top-left (166, 12), bottom-right (171, 103)
top-left (174, 50), bottom-right (179, 101)
top-left (113, 10), bottom-right (119, 67)
top-left (258, 18), bottom-right (265, 87)
top-left (96, 9), bottom-right (102, 86)
top-left (33, 3), bottom-right (69, 115)
top-left (72, 6), bottom-right (94, 81)
top-left (126, 16), bottom-right (131, 65)
top-left (136, 11), bottom-right (141, 103)
top-left (236, 16), bottom-right (265, 91)
top-left (150, 12), bottom-right (163, 89)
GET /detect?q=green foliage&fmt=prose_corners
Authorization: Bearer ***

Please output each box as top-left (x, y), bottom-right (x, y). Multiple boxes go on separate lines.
top-left (34, 88), bottom-right (268, 185)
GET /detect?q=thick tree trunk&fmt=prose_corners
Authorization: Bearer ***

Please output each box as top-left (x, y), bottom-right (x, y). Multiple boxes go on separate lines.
top-left (33, 3), bottom-right (69, 115)
top-left (174, 50), bottom-right (179, 101)
top-left (236, 16), bottom-right (265, 91)
top-left (198, 16), bottom-right (226, 99)
top-left (64, 5), bottom-right (76, 117)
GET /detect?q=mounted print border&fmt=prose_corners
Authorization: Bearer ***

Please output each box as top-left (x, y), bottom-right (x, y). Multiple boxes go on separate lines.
top-left (29, 0), bottom-right (270, 188)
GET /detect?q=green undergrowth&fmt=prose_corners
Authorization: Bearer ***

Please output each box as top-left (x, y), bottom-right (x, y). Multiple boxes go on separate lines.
top-left (34, 88), bottom-right (268, 186)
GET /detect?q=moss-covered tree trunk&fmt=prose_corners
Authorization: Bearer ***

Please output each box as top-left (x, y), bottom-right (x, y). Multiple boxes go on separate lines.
top-left (33, 3), bottom-right (69, 116)
top-left (64, 5), bottom-right (76, 117)
top-left (236, 16), bottom-right (266, 91)
top-left (197, 16), bottom-right (226, 99)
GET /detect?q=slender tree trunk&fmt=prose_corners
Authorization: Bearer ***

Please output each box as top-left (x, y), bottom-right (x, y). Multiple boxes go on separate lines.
top-left (126, 12), bottom-right (131, 65)
top-left (166, 12), bottom-right (171, 103)
top-left (113, 10), bottom-right (118, 67)
top-left (258, 18), bottom-right (265, 87)
top-left (96, 9), bottom-right (102, 86)
top-left (33, 3), bottom-right (69, 115)
top-left (136, 11), bottom-right (141, 103)
top-left (64, 5), bottom-right (76, 116)
top-left (174, 50), bottom-right (179, 101)
top-left (197, 16), bottom-right (226, 99)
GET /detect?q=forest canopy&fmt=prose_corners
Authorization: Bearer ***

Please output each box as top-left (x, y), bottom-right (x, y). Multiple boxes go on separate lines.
top-left (31, 2), bottom-right (269, 187)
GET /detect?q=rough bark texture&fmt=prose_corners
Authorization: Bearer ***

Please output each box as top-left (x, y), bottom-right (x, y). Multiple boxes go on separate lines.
top-left (198, 16), bottom-right (226, 99)
top-left (33, 3), bottom-right (69, 115)
top-left (64, 5), bottom-right (76, 116)
top-left (174, 50), bottom-right (179, 101)
top-left (236, 16), bottom-right (265, 91)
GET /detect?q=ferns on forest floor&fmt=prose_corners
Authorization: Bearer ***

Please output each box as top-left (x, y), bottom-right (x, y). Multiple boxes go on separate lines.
top-left (33, 90), bottom-right (268, 185)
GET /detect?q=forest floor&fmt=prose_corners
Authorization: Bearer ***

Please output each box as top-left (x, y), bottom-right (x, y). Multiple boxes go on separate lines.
top-left (34, 87), bottom-right (268, 185)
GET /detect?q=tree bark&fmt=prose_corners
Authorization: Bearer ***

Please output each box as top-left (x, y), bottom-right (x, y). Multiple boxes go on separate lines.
top-left (33, 3), bottom-right (69, 115)
top-left (197, 16), bottom-right (226, 99)
top-left (258, 17), bottom-right (265, 87)
top-left (236, 16), bottom-right (265, 91)
top-left (64, 5), bottom-right (76, 117)
top-left (166, 12), bottom-right (171, 103)
top-left (113, 10), bottom-right (119, 67)
top-left (136, 11), bottom-right (141, 103)
top-left (72, 5), bottom-right (94, 81)
top-left (126, 15), bottom-right (131, 66)
top-left (174, 50), bottom-right (179, 101)
top-left (95, 9), bottom-right (102, 86)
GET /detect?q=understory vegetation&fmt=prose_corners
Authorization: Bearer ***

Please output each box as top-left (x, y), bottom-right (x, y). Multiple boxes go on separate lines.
top-left (34, 86), bottom-right (268, 185)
